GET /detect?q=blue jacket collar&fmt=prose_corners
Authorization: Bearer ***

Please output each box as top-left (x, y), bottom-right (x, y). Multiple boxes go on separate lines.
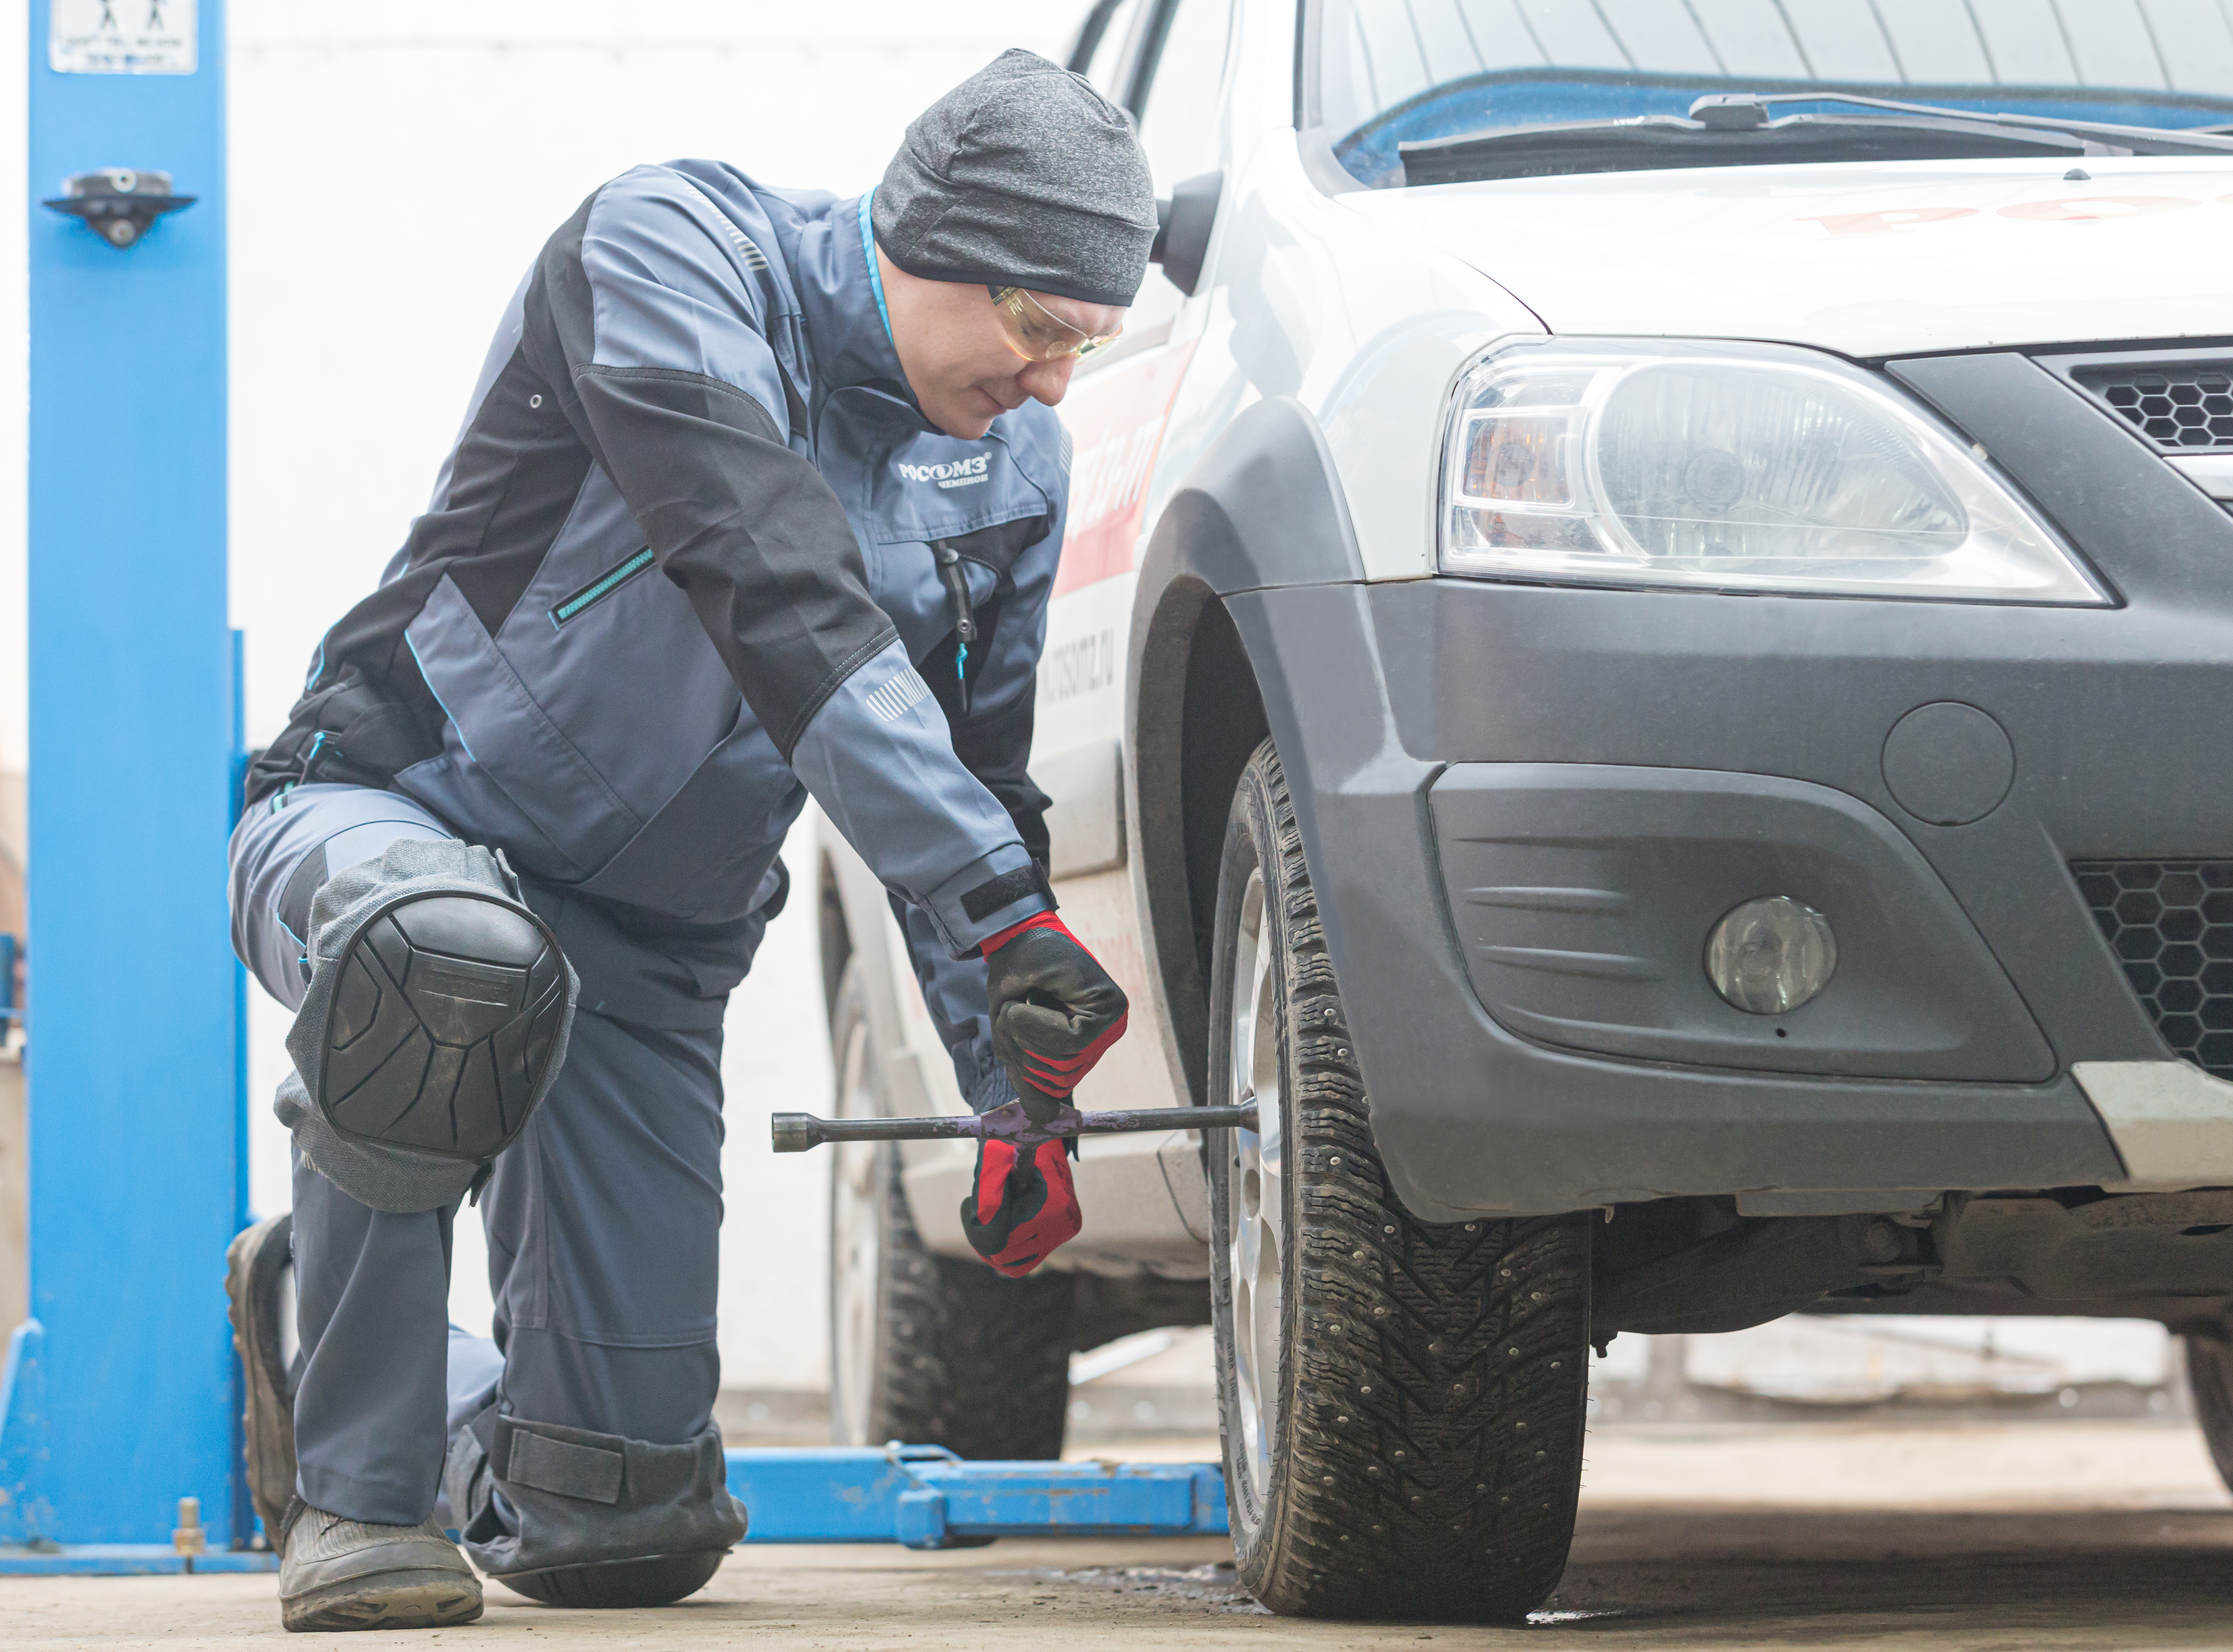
top-left (795, 195), bottom-right (927, 426)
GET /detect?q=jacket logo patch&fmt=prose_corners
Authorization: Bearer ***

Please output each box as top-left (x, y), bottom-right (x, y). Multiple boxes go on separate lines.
top-left (865, 668), bottom-right (932, 723)
top-left (897, 454), bottom-right (990, 490)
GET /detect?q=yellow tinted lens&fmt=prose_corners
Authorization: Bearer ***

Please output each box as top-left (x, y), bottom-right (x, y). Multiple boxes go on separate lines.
top-left (995, 289), bottom-right (1077, 360)
top-left (994, 288), bottom-right (1118, 362)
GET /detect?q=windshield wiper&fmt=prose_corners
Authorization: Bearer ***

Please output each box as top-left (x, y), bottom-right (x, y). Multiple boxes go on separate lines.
top-left (1399, 89), bottom-right (2233, 188)
top-left (1686, 91), bottom-right (2233, 155)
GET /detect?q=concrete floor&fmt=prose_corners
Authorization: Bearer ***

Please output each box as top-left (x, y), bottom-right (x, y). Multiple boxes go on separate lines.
top-left (13, 1420), bottom-right (2233, 1649)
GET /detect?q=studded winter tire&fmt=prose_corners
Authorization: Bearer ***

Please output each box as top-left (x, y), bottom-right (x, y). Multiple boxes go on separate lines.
top-left (826, 960), bottom-right (1074, 1461)
top-left (1207, 738), bottom-right (1593, 1622)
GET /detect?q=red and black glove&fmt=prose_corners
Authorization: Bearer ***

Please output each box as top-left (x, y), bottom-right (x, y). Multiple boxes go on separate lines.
top-left (981, 914), bottom-right (1129, 1126)
top-left (960, 914), bottom-right (1127, 1275)
top-left (961, 1137), bottom-right (1081, 1277)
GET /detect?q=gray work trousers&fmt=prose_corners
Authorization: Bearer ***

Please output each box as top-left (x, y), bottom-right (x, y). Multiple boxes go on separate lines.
top-left (234, 784), bottom-right (726, 1528)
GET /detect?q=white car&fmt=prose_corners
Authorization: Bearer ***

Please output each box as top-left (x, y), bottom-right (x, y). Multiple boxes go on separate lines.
top-left (823, 0), bottom-right (2233, 1621)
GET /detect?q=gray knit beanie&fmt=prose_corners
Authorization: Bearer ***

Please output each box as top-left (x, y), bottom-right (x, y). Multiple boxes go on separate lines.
top-left (873, 49), bottom-right (1158, 308)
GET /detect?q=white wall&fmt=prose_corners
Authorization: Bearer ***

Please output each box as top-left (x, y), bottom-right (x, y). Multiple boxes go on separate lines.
top-left (224, 0), bottom-right (1096, 1388)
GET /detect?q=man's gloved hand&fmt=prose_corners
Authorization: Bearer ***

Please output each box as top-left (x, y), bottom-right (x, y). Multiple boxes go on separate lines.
top-left (961, 1138), bottom-right (1080, 1277)
top-left (982, 913), bottom-right (1129, 1127)
top-left (961, 913), bottom-right (1124, 1276)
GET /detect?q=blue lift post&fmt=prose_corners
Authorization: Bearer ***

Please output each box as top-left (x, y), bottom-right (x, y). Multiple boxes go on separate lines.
top-left (0, 0), bottom-right (265, 1569)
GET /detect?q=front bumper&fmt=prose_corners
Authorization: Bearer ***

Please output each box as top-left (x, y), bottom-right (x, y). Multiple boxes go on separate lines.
top-left (1226, 349), bottom-right (2233, 1221)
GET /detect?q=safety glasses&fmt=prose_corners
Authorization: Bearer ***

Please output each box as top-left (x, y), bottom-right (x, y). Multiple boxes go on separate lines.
top-left (990, 286), bottom-right (1123, 362)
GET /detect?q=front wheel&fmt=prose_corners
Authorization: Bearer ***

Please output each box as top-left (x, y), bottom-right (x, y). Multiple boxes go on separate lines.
top-left (1207, 738), bottom-right (1593, 1622)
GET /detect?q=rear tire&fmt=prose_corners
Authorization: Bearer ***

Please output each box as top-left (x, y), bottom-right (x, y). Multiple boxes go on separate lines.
top-left (826, 959), bottom-right (1074, 1459)
top-left (2186, 1332), bottom-right (2233, 1491)
top-left (1207, 739), bottom-right (1592, 1622)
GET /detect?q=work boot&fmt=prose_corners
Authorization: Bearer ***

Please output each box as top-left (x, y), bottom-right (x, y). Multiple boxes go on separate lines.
top-left (277, 1497), bottom-right (484, 1632)
top-left (225, 1211), bottom-right (298, 1545)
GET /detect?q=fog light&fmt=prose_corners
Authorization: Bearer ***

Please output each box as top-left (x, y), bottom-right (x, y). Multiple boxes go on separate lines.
top-left (1705, 896), bottom-right (1837, 1014)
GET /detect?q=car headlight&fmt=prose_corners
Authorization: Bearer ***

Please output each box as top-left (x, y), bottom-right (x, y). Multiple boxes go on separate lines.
top-left (1438, 340), bottom-right (2109, 604)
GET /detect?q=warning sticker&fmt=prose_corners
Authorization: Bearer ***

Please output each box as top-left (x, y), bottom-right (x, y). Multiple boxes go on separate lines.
top-left (50, 0), bottom-right (196, 75)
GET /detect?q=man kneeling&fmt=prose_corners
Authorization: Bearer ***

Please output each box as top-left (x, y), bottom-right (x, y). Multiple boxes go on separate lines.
top-left (225, 49), bottom-right (1148, 1628)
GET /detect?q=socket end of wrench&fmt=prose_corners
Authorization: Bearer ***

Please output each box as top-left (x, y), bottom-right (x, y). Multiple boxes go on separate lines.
top-left (770, 1113), bottom-right (823, 1153)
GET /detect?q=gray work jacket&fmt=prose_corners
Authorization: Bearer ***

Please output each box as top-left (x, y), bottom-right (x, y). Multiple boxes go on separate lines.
top-left (248, 162), bottom-right (1066, 1090)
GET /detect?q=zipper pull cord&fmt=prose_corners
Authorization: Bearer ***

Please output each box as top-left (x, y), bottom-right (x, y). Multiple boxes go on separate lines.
top-left (933, 541), bottom-right (976, 718)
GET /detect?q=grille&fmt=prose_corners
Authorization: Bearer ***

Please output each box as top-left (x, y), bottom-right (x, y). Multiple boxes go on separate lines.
top-left (2074, 363), bottom-right (2233, 450)
top-left (2073, 860), bottom-right (2233, 1078)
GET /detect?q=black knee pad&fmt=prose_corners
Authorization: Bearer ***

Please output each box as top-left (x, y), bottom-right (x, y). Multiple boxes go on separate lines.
top-left (281, 838), bottom-right (576, 1213)
top-left (321, 892), bottom-right (567, 1160)
top-left (494, 1551), bottom-right (727, 1608)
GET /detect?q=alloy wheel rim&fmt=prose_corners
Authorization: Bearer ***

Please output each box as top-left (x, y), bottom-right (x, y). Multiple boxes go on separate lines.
top-left (1227, 865), bottom-right (1283, 1503)
top-left (829, 1016), bottom-right (883, 1446)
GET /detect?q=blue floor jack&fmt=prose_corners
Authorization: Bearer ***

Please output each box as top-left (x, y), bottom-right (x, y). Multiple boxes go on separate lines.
top-left (745, 1099), bottom-right (1255, 1547)
top-left (727, 1447), bottom-right (1228, 1548)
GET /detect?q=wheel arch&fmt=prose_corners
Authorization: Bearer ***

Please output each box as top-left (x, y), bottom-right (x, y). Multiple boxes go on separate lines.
top-left (1126, 395), bottom-right (1366, 1106)
top-left (818, 841), bottom-right (852, 1032)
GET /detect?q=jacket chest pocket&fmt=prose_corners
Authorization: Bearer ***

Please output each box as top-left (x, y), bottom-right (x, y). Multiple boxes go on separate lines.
top-left (549, 548), bottom-right (655, 627)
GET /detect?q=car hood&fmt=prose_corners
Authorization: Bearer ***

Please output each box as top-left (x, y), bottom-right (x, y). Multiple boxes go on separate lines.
top-left (1342, 157), bottom-right (2233, 358)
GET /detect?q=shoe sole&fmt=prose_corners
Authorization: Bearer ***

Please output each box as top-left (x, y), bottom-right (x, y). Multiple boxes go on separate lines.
top-left (282, 1569), bottom-right (485, 1632)
top-left (225, 1213), bottom-right (298, 1544)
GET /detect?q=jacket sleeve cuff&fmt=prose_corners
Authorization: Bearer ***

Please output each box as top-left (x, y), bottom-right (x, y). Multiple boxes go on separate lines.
top-left (963, 1058), bottom-right (1019, 1114)
top-left (923, 846), bottom-right (1055, 959)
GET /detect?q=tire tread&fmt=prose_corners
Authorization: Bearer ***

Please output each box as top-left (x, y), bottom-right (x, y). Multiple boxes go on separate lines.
top-left (2186, 1333), bottom-right (2233, 1493)
top-left (1214, 739), bottom-right (1590, 1622)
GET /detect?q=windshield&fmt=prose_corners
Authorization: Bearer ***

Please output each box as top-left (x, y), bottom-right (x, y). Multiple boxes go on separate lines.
top-left (1311, 0), bottom-right (2233, 186)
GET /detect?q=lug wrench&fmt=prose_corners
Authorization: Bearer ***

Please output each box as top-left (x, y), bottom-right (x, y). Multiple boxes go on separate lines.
top-left (771, 1098), bottom-right (1258, 1153)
